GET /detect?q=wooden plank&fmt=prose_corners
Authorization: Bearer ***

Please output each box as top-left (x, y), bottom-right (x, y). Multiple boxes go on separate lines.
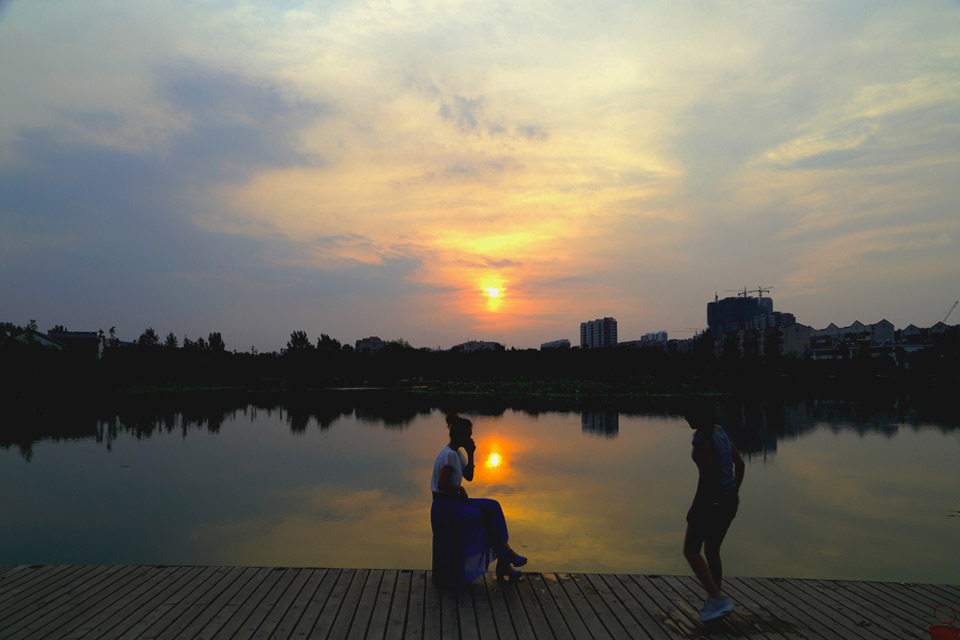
top-left (249, 568), bottom-right (314, 640)
top-left (203, 566), bottom-right (289, 640)
top-left (468, 574), bottom-right (498, 640)
top-left (481, 572), bottom-right (517, 640)
top-left (86, 566), bottom-right (206, 640)
top-left (571, 573), bottom-right (632, 640)
top-left (421, 572), bottom-right (441, 640)
top-left (622, 574), bottom-right (699, 639)
top-left (1, 566), bottom-right (958, 640)
top-left (403, 570), bottom-right (426, 640)
top-left (0, 565), bottom-right (76, 605)
top-left (130, 565), bottom-right (232, 640)
top-left (525, 572), bottom-right (574, 640)
top-left (147, 565), bottom-right (247, 640)
top-left (773, 577), bottom-right (877, 640)
top-left (230, 567), bottom-right (306, 640)
top-left (904, 582), bottom-right (960, 611)
top-left (112, 566), bottom-right (224, 640)
top-left (736, 577), bottom-right (844, 640)
top-left (345, 568), bottom-right (383, 640)
top-left (496, 574), bottom-right (535, 640)
top-left (861, 580), bottom-right (957, 630)
top-left (553, 572), bottom-right (612, 640)
top-left (720, 576), bottom-right (818, 640)
top-left (749, 577), bottom-right (870, 640)
top-left (288, 568), bottom-right (340, 640)
top-left (819, 579), bottom-right (924, 637)
top-left (364, 569), bottom-right (397, 640)
top-left (63, 565), bottom-right (190, 640)
top-left (154, 566), bottom-right (258, 640)
top-left (0, 565), bottom-right (93, 619)
top-left (600, 574), bottom-right (673, 640)
top-left (326, 568), bottom-right (371, 640)
top-left (590, 574), bottom-right (662, 638)
top-left (457, 580), bottom-right (480, 640)
top-left (7, 565), bottom-right (146, 640)
top-left (268, 568), bottom-right (329, 640)
top-left (437, 581), bottom-right (459, 640)
top-left (383, 569), bottom-right (411, 640)
top-left (659, 574), bottom-right (744, 639)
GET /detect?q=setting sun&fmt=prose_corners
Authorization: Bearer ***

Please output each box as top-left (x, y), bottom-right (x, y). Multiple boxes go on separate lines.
top-left (485, 452), bottom-right (501, 468)
top-left (485, 287), bottom-right (501, 298)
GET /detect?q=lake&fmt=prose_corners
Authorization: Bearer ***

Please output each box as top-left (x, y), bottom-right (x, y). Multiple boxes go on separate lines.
top-left (2, 391), bottom-right (957, 583)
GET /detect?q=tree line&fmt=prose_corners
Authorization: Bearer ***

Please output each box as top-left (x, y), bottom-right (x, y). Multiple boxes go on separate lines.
top-left (2, 321), bottom-right (958, 399)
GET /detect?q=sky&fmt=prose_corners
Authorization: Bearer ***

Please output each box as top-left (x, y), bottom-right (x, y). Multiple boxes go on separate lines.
top-left (1, 0), bottom-right (958, 351)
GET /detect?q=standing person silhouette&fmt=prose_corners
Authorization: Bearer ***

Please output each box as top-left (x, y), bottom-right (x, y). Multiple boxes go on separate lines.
top-left (682, 402), bottom-right (745, 622)
top-left (430, 413), bottom-right (527, 587)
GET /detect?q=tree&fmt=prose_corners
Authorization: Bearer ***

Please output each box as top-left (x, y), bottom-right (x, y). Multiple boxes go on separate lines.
top-left (287, 330), bottom-right (313, 351)
top-left (317, 333), bottom-right (341, 351)
top-left (164, 332), bottom-right (179, 349)
top-left (48, 324), bottom-right (68, 333)
top-left (208, 332), bottom-right (226, 353)
top-left (27, 319), bottom-right (38, 331)
top-left (108, 327), bottom-right (119, 349)
top-left (137, 327), bottom-right (160, 348)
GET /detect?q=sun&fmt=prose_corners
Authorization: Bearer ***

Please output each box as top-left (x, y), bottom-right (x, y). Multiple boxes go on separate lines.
top-left (485, 287), bottom-right (501, 298)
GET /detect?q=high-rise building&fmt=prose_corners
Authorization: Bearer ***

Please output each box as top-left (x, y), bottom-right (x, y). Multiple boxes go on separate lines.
top-left (707, 295), bottom-right (774, 336)
top-left (580, 317), bottom-right (617, 349)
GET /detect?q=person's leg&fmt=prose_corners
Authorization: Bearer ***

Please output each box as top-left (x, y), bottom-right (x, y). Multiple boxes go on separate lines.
top-left (703, 537), bottom-right (723, 591)
top-left (467, 498), bottom-right (509, 549)
top-left (703, 494), bottom-right (738, 592)
top-left (683, 525), bottom-right (722, 600)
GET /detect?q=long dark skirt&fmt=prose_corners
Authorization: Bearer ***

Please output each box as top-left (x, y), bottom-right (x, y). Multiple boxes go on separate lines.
top-left (430, 497), bottom-right (508, 587)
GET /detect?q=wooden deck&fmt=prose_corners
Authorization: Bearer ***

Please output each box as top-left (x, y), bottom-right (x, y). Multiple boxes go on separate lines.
top-left (0, 565), bottom-right (957, 639)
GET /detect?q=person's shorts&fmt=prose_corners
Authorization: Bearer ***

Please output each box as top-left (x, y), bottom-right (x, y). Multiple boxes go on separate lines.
top-left (686, 490), bottom-right (739, 541)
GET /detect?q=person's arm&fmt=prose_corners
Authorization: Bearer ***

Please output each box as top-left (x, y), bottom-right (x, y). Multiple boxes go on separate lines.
top-left (689, 439), bottom-right (716, 511)
top-left (462, 439), bottom-right (476, 482)
top-left (732, 443), bottom-right (745, 490)
top-left (437, 465), bottom-right (468, 498)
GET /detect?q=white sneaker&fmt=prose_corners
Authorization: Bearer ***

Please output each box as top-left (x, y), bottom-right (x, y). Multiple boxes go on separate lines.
top-left (698, 597), bottom-right (734, 622)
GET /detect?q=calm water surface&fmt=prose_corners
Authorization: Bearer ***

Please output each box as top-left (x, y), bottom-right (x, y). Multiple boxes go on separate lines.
top-left (2, 392), bottom-right (957, 583)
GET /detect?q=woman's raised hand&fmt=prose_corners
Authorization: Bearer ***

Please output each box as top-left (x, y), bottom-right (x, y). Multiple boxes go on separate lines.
top-left (465, 438), bottom-right (477, 454)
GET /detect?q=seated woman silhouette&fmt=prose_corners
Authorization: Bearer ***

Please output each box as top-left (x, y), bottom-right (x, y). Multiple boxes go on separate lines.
top-left (430, 413), bottom-right (527, 586)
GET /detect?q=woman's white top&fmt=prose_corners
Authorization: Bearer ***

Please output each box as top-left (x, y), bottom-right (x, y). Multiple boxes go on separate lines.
top-left (431, 446), bottom-right (467, 493)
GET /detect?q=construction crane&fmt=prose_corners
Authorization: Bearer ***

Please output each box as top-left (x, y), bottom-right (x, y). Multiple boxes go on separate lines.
top-left (941, 300), bottom-right (959, 325)
top-left (723, 286), bottom-right (774, 298)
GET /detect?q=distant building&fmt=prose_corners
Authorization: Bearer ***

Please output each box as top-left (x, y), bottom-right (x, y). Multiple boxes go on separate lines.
top-left (13, 330), bottom-right (64, 350)
top-left (580, 317), bottom-right (617, 349)
top-left (540, 339), bottom-right (571, 350)
top-left (808, 320), bottom-right (895, 360)
top-left (707, 295), bottom-right (774, 336)
top-left (641, 331), bottom-right (668, 344)
top-left (48, 330), bottom-right (106, 359)
top-left (781, 323), bottom-right (812, 358)
top-left (355, 336), bottom-right (386, 353)
top-left (14, 329), bottom-right (105, 359)
top-left (451, 340), bottom-right (504, 352)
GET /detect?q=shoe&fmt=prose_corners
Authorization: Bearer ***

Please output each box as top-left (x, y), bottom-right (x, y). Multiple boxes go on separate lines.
top-left (698, 597), bottom-right (734, 622)
top-left (496, 558), bottom-right (522, 584)
top-left (499, 548), bottom-right (528, 568)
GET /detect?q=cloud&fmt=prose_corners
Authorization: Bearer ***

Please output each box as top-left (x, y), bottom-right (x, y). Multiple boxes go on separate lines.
top-left (515, 124), bottom-right (549, 141)
top-left (439, 95), bottom-right (482, 132)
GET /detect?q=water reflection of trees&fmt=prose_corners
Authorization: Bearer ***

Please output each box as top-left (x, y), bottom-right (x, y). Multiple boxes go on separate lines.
top-left (3, 389), bottom-right (955, 461)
